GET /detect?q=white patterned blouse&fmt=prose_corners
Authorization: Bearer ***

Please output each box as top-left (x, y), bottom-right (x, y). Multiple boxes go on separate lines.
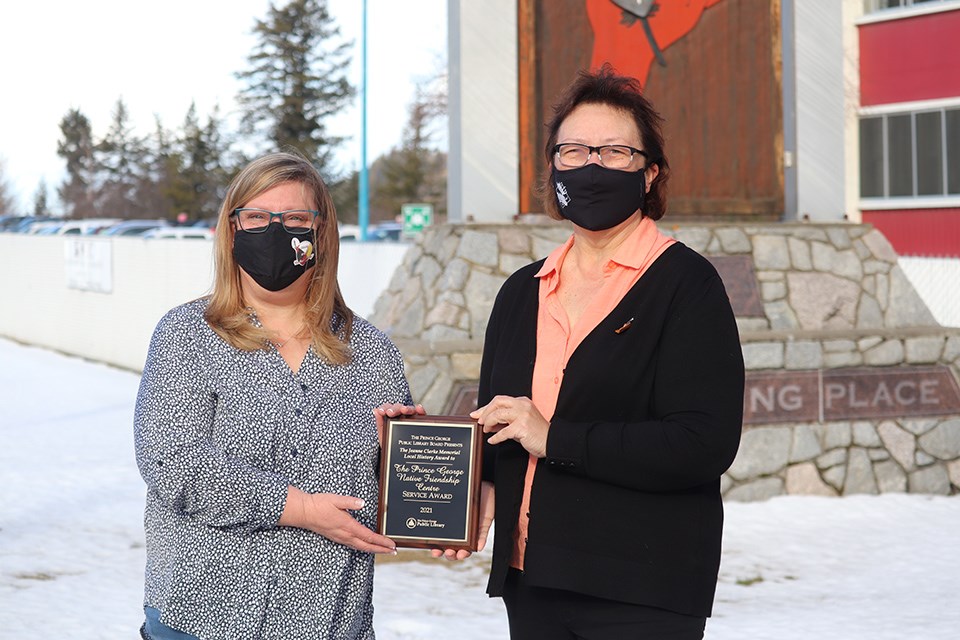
top-left (134, 298), bottom-right (411, 639)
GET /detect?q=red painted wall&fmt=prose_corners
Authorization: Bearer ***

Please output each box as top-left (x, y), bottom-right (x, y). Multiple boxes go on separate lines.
top-left (862, 209), bottom-right (960, 257)
top-left (859, 9), bottom-right (960, 106)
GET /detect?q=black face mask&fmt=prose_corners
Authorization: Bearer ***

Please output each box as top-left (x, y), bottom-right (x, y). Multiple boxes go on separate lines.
top-left (551, 163), bottom-right (647, 231)
top-left (233, 223), bottom-right (317, 291)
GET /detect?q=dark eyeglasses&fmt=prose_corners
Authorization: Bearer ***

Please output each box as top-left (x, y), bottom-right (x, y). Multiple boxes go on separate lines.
top-left (230, 208), bottom-right (319, 234)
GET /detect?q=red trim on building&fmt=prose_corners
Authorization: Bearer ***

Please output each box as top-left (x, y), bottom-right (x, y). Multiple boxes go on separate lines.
top-left (859, 9), bottom-right (960, 106)
top-left (862, 208), bottom-right (960, 257)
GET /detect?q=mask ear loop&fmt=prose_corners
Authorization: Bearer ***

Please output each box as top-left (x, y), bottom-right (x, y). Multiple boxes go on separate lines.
top-left (637, 165), bottom-right (647, 216)
top-left (309, 213), bottom-right (322, 269)
top-left (639, 155), bottom-right (662, 217)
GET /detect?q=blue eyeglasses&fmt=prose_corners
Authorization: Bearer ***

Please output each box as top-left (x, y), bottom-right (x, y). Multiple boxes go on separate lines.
top-left (230, 208), bottom-right (319, 234)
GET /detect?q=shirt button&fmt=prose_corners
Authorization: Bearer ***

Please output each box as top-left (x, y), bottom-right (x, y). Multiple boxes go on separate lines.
top-left (301, 383), bottom-right (308, 391)
top-left (291, 447), bottom-right (299, 456)
top-left (295, 408), bottom-right (302, 416)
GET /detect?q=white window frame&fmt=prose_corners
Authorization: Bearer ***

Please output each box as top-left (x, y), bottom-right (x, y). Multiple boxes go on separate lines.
top-left (858, 98), bottom-right (960, 210)
top-left (859, 0), bottom-right (960, 23)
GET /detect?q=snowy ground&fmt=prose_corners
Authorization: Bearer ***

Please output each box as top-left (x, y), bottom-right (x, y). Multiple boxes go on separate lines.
top-left (1, 337), bottom-right (959, 639)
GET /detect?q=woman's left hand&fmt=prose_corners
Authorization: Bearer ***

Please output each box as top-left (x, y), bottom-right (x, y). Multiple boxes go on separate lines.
top-left (471, 395), bottom-right (549, 458)
top-left (373, 402), bottom-right (426, 446)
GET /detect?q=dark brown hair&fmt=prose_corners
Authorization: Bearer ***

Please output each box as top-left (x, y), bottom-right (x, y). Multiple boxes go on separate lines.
top-left (539, 63), bottom-right (670, 221)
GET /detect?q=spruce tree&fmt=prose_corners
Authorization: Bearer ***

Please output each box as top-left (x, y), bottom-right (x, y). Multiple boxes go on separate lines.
top-left (96, 98), bottom-right (148, 218)
top-left (372, 82), bottom-right (448, 222)
top-left (177, 103), bottom-right (232, 219)
top-left (330, 170), bottom-right (358, 224)
top-left (236, 0), bottom-right (353, 176)
top-left (137, 116), bottom-right (177, 219)
top-left (57, 108), bottom-right (98, 218)
top-left (32, 179), bottom-right (50, 217)
top-left (0, 158), bottom-right (17, 215)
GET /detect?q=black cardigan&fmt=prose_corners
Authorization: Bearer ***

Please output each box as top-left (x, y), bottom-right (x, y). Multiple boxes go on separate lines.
top-left (479, 242), bottom-right (744, 618)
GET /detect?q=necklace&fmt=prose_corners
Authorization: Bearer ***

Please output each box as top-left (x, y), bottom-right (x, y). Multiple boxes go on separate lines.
top-left (270, 323), bottom-right (306, 349)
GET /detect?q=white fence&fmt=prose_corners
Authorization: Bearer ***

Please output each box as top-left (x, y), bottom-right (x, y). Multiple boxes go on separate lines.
top-left (899, 256), bottom-right (960, 328)
top-left (1, 233), bottom-right (956, 373)
top-left (0, 234), bottom-right (409, 372)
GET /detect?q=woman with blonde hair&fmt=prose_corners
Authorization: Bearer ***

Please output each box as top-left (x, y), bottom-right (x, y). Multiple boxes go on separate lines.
top-left (135, 151), bottom-right (419, 639)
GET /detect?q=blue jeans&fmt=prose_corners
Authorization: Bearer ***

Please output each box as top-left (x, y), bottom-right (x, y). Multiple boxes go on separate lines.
top-left (141, 607), bottom-right (200, 640)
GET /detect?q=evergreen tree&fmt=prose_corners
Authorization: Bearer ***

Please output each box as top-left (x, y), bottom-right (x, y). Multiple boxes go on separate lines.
top-left (56, 108), bottom-right (98, 218)
top-left (96, 98), bottom-right (148, 218)
top-left (176, 103), bottom-right (232, 220)
top-left (329, 170), bottom-right (358, 225)
top-left (236, 0), bottom-right (353, 175)
top-left (137, 116), bottom-right (177, 219)
top-left (33, 178), bottom-right (50, 217)
top-left (0, 158), bottom-right (17, 215)
top-left (372, 82), bottom-right (448, 222)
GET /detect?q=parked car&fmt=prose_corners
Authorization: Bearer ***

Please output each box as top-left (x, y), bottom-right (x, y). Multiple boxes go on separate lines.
top-left (143, 227), bottom-right (215, 240)
top-left (338, 224), bottom-right (361, 241)
top-left (7, 216), bottom-right (55, 233)
top-left (368, 222), bottom-right (405, 242)
top-left (191, 217), bottom-right (219, 232)
top-left (26, 220), bottom-right (66, 234)
top-left (0, 215), bottom-right (29, 231)
top-left (100, 219), bottom-right (169, 236)
top-left (55, 218), bottom-right (122, 235)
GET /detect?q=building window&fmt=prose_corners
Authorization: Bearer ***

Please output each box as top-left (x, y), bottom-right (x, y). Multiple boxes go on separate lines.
top-left (860, 118), bottom-right (884, 198)
top-left (948, 109), bottom-right (960, 194)
top-left (887, 115), bottom-right (913, 197)
top-left (859, 108), bottom-right (960, 199)
top-left (864, 0), bottom-right (952, 13)
top-left (916, 111), bottom-right (943, 195)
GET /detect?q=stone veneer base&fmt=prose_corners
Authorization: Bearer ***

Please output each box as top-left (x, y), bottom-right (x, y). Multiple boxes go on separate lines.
top-left (370, 220), bottom-right (960, 500)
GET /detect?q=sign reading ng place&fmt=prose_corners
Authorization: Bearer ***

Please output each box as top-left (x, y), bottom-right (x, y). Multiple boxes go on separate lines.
top-left (744, 366), bottom-right (960, 425)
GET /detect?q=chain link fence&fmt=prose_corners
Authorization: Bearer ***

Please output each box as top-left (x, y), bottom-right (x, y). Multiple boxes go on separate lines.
top-left (899, 256), bottom-right (960, 328)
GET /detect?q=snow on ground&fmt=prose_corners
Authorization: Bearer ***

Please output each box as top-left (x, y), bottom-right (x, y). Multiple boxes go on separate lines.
top-left (1, 337), bottom-right (959, 639)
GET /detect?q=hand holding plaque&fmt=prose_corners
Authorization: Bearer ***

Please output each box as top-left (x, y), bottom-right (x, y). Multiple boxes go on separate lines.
top-left (377, 415), bottom-right (484, 551)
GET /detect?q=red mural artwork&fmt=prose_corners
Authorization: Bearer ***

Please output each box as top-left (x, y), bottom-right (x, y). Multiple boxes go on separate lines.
top-left (586, 0), bottom-right (725, 87)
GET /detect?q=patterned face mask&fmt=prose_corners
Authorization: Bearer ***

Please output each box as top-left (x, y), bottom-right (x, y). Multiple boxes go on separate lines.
top-left (233, 223), bottom-right (317, 291)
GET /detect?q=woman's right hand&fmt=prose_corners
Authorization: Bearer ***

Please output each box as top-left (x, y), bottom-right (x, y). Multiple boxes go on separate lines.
top-left (373, 402), bottom-right (426, 446)
top-left (279, 486), bottom-right (397, 554)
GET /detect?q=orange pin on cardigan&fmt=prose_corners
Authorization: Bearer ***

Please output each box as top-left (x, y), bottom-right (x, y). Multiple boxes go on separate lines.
top-left (614, 317), bottom-right (634, 334)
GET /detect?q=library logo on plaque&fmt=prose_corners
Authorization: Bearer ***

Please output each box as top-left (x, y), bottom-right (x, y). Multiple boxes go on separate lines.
top-left (377, 415), bottom-right (483, 551)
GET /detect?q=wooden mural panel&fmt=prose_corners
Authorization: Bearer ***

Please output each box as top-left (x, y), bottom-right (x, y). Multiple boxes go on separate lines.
top-left (519, 0), bottom-right (783, 219)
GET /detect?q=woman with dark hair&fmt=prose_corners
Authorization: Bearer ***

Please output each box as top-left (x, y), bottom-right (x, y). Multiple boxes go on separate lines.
top-left (439, 65), bottom-right (744, 639)
top-left (134, 151), bottom-right (420, 639)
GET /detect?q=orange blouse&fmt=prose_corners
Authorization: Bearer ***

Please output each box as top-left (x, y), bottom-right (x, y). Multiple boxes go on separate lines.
top-left (510, 216), bottom-right (675, 569)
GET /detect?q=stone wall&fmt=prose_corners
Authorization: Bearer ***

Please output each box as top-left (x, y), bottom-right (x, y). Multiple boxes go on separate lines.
top-left (370, 220), bottom-right (960, 499)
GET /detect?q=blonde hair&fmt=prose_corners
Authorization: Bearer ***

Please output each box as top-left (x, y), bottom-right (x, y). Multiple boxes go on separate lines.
top-left (205, 151), bottom-right (354, 365)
